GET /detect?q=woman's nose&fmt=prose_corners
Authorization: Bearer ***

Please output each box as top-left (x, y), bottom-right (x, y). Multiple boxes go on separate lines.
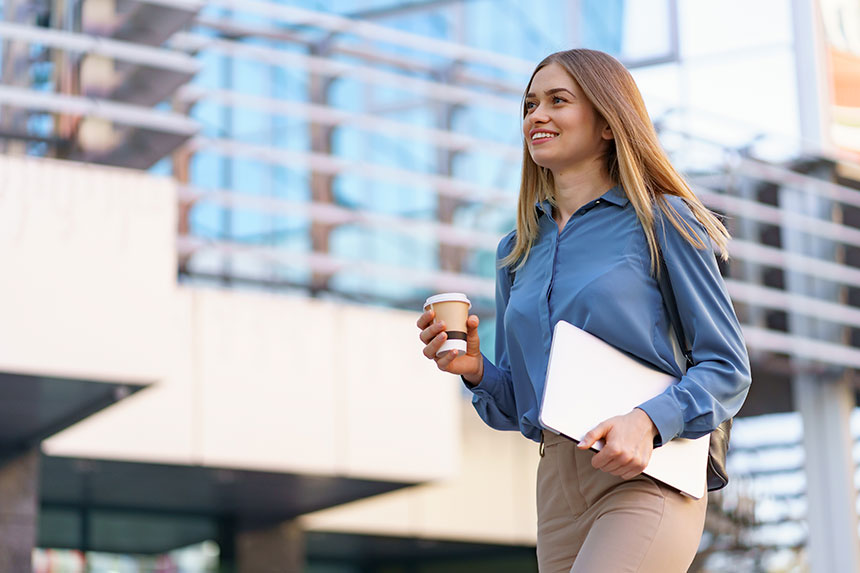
top-left (530, 105), bottom-right (550, 123)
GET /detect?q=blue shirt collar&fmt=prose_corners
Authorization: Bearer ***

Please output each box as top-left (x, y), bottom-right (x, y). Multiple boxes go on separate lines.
top-left (535, 184), bottom-right (629, 216)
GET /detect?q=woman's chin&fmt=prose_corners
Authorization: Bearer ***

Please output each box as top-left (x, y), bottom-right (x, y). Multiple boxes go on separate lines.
top-left (531, 156), bottom-right (561, 173)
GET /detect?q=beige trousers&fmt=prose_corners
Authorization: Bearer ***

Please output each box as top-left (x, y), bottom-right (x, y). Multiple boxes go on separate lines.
top-left (536, 431), bottom-right (707, 573)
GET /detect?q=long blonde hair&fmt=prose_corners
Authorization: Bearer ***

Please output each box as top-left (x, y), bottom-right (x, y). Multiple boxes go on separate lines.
top-left (501, 49), bottom-right (729, 274)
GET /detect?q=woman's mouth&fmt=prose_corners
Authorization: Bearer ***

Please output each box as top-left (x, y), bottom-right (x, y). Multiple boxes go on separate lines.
top-left (531, 131), bottom-right (558, 145)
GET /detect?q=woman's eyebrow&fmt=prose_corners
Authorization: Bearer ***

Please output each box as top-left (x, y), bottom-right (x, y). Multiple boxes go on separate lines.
top-left (525, 88), bottom-right (576, 98)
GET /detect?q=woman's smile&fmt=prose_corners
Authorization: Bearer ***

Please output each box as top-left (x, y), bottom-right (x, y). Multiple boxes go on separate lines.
top-left (530, 129), bottom-right (559, 145)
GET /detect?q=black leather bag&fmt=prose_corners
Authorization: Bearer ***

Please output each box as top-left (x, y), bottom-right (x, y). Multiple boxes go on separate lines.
top-left (656, 256), bottom-right (732, 492)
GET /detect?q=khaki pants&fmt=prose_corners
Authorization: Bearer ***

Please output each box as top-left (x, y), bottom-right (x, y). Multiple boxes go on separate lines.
top-left (537, 431), bottom-right (707, 573)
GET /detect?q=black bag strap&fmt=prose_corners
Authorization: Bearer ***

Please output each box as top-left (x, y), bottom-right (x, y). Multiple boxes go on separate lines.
top-left (655, 252), bottom-right (694, 371)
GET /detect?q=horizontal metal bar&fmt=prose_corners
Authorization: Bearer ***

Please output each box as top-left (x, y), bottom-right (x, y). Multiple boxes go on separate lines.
top-left (0, 21), bottom-right (199, 73)
top-left (736, 157), bottom-right (860, 210)
top-left (180, 185), bottom-right (502, 250)
top-left (741, 325), bottom-right (860, 370)
top-left (170, 32), bottom-right (519, 113)
top-left (140, 0), bottom-right (205, 10)
top-left (204, 0), bottom-right (535, 75)
top-left (729, 239), bottom-right (860, 290)
top-left (0, 86), bottom-right (199, 134)
top-left (190, 136), bottom-right (515, 205)
top-left (696, 185), bottom-right (860, 249)
top-left (177, 86), bottom-right (521, 159)
top-left (725, 279), bottom-right (860, 330)
top-left (193, 15), bottom-right (435, 79)
top-left (177, 236), bottom-right (497, 297)
top-left (346, 0), bottom-right (463, 20)
top-left (193, 14), bottom-right (526, 97)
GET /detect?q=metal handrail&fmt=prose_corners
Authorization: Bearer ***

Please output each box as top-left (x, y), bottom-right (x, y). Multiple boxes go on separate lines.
top-left (0, 21), bottom-right (199, 73)
top-left (176, 86), bottom-right (522, 159)
top-left (0, 85), bottom-right (199, 134)
top-left (190, 136), bottom-right (515, 205)
top-left (169, 32), bottom-right (519, 113)
top-left (204, 0), bottom-right (535, 75)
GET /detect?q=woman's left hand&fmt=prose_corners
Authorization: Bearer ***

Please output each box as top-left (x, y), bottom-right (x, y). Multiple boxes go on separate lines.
top-left (577, 408), bottom-right (659, 480)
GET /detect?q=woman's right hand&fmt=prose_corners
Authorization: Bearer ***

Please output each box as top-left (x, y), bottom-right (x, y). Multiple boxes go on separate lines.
top-left (417, 309), bottom-right (484, 385)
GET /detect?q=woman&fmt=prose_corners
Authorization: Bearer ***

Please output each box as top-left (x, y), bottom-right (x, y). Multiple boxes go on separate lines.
top-left (417, 49), bottom-right (750, 572)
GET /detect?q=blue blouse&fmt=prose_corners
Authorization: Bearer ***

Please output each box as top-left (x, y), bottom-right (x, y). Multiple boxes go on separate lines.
top-left (469, 185), bottom-right (751, 446)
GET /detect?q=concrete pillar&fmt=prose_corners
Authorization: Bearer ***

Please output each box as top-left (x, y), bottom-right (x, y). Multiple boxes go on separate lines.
top-left (782, 178), bottom-right (860, 572)
top-left (236, 520), bottom-right (305, 573)
top-left (793, 375), bottom-right (860, 573)
top-left (0, 449), bottom-right (40, 572)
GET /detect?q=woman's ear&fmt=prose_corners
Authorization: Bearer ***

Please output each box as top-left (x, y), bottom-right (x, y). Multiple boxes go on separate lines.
top-left (602, 123), bottom-right (614, 141)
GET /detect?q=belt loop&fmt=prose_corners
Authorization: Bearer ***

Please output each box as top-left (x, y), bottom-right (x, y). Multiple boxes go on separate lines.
top-left (539, 432), bottom-right (545, 457)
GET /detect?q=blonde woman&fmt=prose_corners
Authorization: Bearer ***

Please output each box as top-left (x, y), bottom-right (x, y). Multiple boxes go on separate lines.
top-left (417, 49), bottom-right (751, 572)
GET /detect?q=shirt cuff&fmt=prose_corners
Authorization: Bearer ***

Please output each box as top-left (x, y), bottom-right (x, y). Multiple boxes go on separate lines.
top-left (637, 392), bottom-right (684, 448)
top-left (461, 354), bottom-right (504, 396)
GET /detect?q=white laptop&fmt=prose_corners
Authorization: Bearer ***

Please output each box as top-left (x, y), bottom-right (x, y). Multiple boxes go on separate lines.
top-left (539, 320), bottom-right (709, 499)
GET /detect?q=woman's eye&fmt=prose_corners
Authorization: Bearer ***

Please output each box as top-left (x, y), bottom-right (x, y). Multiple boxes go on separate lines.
top-left (553, 96), bottom-right (566, 104)
top-left (525, 101), bottom-right (536, 111)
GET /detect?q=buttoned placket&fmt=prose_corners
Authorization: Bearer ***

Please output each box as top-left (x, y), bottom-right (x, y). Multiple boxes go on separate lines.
top-left (540, 198), bottom-right (605, 359)
top-left (547, 198), bottom-right (603, 308)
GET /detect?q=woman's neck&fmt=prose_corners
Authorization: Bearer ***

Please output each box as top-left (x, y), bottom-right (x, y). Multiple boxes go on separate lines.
top-left (551, 164), bottom-right (615, 227)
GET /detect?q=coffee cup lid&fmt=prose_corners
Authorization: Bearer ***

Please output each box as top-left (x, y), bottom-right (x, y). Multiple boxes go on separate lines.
top-left (424, 292), bottom-right (471, 309)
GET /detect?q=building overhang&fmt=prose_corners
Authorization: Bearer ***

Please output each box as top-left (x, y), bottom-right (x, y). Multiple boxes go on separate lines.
top-left (0, 371), bottom-right (145, 461)
top-left (38, 456), bottom-right (415, 554)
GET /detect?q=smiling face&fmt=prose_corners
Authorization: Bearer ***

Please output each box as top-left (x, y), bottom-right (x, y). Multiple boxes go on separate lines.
top-left (522, 62), bottom-right (613, 177)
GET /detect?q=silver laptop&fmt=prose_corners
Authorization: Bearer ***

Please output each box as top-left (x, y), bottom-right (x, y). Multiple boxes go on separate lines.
top-left (539, 320), bottom-right (709, 499)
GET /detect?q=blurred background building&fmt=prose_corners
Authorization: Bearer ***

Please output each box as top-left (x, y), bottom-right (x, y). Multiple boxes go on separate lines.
top-left (1, 0), bottom-right (860, 571)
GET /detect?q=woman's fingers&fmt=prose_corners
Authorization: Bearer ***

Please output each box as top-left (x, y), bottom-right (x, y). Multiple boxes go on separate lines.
top-left (583, 412), bottom-right (654, 479)
top-left (417, 310), bottom-right (447, 347)
top-left (422, 329), bottom-right (447, 359)
top-left (419, 320), bottom-right (446, 345)
top-left (578, 421), bottom-right (609, 450)
top-left (416, 309), bottom-right (434, 329)
top-left (435, 349), bottom-right (458, 369)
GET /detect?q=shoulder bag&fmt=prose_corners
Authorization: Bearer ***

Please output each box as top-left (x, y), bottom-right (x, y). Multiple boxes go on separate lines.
top-left (656, 255), bottom-right (732, 492)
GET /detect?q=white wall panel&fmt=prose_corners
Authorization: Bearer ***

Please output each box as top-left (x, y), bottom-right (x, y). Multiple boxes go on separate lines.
top-left (193, 289), bottom-right (460, 480)
top-left (301, 403), bottom-right (538, 546)
top-left (0, 154), bottom-right (175, 383)
top-left (195, 289), bottom-right (341, 474)
top-left (338, 304), bottom-right (461, 482)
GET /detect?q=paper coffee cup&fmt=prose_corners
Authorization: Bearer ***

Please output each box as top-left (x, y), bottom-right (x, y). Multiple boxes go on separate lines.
top-left (424, 292), bottom-right (471, 356)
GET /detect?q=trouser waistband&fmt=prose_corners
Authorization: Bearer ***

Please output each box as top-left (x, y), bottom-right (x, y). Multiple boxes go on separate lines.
top-left (542, 430), bottom-right (575, 446)
top-left (540, 430), bottom-right (576, 457)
